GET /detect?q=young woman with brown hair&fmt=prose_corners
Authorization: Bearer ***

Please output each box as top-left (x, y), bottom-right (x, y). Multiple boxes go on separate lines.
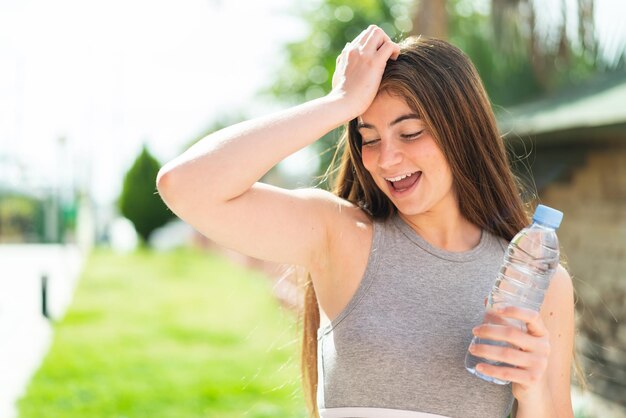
top-left (157, 25), bottom-right (577, 417)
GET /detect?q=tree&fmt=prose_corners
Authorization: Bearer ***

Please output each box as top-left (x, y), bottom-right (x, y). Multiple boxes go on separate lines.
top-left (411, 0), bottom-right (447, 39)
top-left (263, 0), bottom-right (625, 182)
top-left (119, 145), bottom-right (174, 244)
top-left (413, 0), bottom-right (623, 105)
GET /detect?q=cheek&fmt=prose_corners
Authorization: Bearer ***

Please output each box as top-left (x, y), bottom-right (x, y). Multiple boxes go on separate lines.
top-left (360, 149), bottom-right (376, 172)
top-left (420, 147), bottom-right (453, 188)
top-left (433, 159), bottom-right (454, 190)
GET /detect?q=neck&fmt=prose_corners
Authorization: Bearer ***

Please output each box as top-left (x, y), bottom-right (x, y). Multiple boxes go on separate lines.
top-left (397, 205), bottom-right (482, 253)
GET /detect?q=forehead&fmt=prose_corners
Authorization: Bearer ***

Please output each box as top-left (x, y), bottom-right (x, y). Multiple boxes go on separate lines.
top-left (358, 92), bottom-right (419, 126)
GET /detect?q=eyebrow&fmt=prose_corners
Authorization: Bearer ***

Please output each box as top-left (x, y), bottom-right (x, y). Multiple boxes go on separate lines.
top-left (357, 113), bottom-right (420, 130)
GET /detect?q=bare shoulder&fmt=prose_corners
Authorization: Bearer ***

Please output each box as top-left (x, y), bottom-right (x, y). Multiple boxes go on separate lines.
top-left (543, 264), bottom-right (574, 312)
top-left (295, 186), bottom-right (367, 216)
top-left (541, 264), bottom-right (574, 327)
top-left (301, 187), bottom-right (374, 267)
top-left (294, 186), bottom-right (372, 219)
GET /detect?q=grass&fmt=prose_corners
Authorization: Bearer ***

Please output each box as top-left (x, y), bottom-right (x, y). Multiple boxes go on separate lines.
top-left (17, 247), bottom-right (306, 418)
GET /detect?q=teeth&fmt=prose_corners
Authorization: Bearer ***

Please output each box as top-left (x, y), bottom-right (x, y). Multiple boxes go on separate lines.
top-left (385, 172), bottom-right (418, 182)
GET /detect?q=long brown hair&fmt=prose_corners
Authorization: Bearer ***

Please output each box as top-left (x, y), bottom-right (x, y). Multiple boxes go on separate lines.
top-left (300, 36), bottom-right (585, 417)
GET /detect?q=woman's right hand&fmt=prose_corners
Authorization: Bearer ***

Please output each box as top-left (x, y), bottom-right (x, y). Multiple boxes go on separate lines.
top-left (329, 25), bottom-right (401, 117)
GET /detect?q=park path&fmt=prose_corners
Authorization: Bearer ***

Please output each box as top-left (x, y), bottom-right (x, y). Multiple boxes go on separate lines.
top-left (0, 244), bottom-right (83, 418)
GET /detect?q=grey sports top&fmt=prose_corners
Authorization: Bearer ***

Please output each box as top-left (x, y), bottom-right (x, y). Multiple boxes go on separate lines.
top-left (317, 213), bottom-right (515, 418)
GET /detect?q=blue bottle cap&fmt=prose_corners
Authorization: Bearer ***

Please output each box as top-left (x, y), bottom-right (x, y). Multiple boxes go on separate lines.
top-left (532, 204), bottom-right (563, 229)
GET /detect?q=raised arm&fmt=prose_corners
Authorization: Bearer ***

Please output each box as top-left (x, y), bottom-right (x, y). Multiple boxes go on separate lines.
top-left (156, 25), bottom-right (400, 270)
top-left (157, 95), bottom-right (351, 268)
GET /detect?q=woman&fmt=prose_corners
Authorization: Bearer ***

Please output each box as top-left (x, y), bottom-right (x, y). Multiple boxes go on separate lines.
top-left (157, 25), bottom-right (576, 418)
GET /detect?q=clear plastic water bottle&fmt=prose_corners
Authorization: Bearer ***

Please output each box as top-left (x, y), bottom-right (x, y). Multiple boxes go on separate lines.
top-left (465, 204), bottom-right (563, 384)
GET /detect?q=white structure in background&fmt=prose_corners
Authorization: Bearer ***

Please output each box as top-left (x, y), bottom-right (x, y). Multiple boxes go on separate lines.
top-left (108, 217), bottom-right (138, 253)
top-left (0, 244), bottom-right (83, 418)
top-left (148, 219), bottom-right (196, 251)
top-left (75, 194), bottom-right (96, 253)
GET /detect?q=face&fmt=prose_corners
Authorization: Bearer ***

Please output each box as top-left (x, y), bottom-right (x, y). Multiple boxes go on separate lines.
top-left (358, 91), bottom-right (457, 217)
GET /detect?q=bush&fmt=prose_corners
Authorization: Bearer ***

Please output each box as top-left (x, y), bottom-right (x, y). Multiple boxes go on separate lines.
top-left (119, 145), bottom-right (174, 243)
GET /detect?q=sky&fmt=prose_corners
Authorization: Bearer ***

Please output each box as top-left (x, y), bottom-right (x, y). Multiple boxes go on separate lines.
top-left (0, 0), bottom-right (306, 205)
top-left (0, 0), bottom-right (625, 206)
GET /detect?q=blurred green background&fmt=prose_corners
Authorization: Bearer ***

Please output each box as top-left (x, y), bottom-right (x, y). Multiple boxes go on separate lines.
top-left (1, 0), bottom-right (625, 417)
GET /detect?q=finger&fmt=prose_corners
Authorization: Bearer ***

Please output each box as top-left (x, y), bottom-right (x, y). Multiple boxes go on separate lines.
top-left (363, 27), bottom-right (398, 58)
top-left (353, 24), bottom-right (378, 47)
top-left (362, 26), bottom-right (386, 52)
top-left (374, 40), bottom-right (401, 65)
top-left (496, 306), bottom-right (548, 338)
top-left (390, 47), bottom-right (400, 60)
top-left (380, 39), bottom-right (401, 60)
top-left (482, 307), bottom-right (511, 327)
top-left (472, 323), bottom-right (537, 352)
top-left (468, 343), bottom-right (535, 368)
top-left (336, 43), bottom-right (349, 63)
top-left (475, 362), bottom-right (541, 386)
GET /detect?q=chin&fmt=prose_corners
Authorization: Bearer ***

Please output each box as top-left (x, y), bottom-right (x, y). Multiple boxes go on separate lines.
top-left (390, 200), bottom-right (426, 216)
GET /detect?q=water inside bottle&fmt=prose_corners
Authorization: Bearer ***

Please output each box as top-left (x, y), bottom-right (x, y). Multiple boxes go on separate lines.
top-left (464, 306), bottom-right (526, 385)
top-left (465, 338), bottom-right (512, 385)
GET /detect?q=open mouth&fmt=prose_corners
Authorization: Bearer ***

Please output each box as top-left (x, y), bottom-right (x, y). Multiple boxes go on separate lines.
top-left (386, 171), bottom-right (421, 192)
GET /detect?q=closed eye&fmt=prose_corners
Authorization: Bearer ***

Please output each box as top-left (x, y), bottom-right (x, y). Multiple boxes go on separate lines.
top-left (361, 129), bottom-right (425, 147)
top-left (361, 138), bottom-right (379, 147)
top-left (401, 129), bottom-right (425, 140)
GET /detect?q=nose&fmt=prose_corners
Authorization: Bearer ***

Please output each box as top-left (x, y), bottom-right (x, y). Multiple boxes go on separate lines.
top-left (378, 139), bottom-right (402, 170)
